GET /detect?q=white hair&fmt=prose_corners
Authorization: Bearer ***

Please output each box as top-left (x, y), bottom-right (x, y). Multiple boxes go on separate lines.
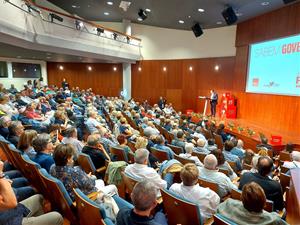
top-left (185, 143), bottom-right (194, 154)
top-left (291, 151), bottom-right (300, 162)
top-left (134, 148), bottom-right (149, 164)
top-left (204, 154), bottom-right (218, 170)
top-left (237, 139), bottom-right (244, 148)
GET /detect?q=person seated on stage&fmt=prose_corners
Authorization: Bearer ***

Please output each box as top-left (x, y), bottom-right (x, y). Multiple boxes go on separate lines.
top-left (239, 156), bottom-right (284, 211)
top-left (194, 139), bottom-right (210, 154)
top-left (217, 182), bottom-right (287, 225)
top-left (82, 134), bottom-right (110, 169)
top-left (171, 130), bottom-right (186, 150)
top-left (256, 137), bottom-right (272, 151)
top-left (198, 154), bottom-right (236, 198)
top-left (51, 144), bottom-right (117, 201)
top-left (0, 177), bottom-right (63, 225)
top-left (211, 149), bottom-right (237, 181)
top-left (178, 143), bottom-right (203, 167)
top-left (117, 180), bottom-right (168, 225)
top-left (124, 148), bottom-right (167, 190)
top-left (283, 151), bottom-right (300, 173)
top-left (17, 129), bottom-right (38, 159)
top-left (32, 133), bottom-right (55, 172)
top-left (170, 163), bottom-right (220, 222)
top-left (216, 124), bottom-right (229, 143)
top-left (231, 138), bottom-right (245, 160)
top-left (8, 121), bottom-right (25, 147)
top-left (153, 135), bottom-right (175, 159)
top-left (223, 140), bottom-right (242, 171)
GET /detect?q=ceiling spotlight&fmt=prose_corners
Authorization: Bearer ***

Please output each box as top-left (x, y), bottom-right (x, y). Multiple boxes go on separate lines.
top-left (138, 9), bottom-right (147, 21)
top-left (59, 65), bottom-right (64, 70)
top-left (49, 13), bottom-right (63, 23)
top-left (261, 1), bottom-right (270, 6)
top-left (113, 66), bottom-right (117, 71)
top-left (75, 20), bottom-right (84, 30)
top-left (198, 8), bottom-right (205, 12)
top-left (96, 27), bottom-right (104, 36)
top-left (189, 66), bottom-right (193, 71)
top-left (138, 67), bottom-right (142, 71)
top-left (163, 66), bottom-right (167, 72)
top-left (145, 8), bottom-right (151, 12)
top-left (113, 33), bottom-right (118, 40)
top-left (107, 1), bottom-right (113, 5)
top-left (216, 21), bottom-right (223, 25)
top-left (104, 12), bottom-right (110, 15)
top-left (137, 17), bottom-right (143, 22)
top-left (179, 20), bottom-right (184, 24)
top-left (214, 65), bottom-right (220, 71)
top-left (72, 5), bottom-right (80, 8)
top-left (236, 12), bottom-right (243, 17)
top-left (88, 66), bottom-right (92, 71)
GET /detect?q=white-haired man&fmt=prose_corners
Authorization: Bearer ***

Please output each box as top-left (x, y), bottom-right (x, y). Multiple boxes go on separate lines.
top-left (179, 143), bottom-right (203, 167)
top-left (198, 154), bottom-right (236, 198)
top-left (283, 151), bottom-right (300, 172)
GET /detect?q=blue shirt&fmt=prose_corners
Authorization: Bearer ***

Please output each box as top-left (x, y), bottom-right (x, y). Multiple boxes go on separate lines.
top-left (223, 150), bottom-right (242, 171)
top-left (231, 147), bottom-right (244, 160)
top-left (33, 152), bottom-right (55, 172)
top-left (153, 144), bottom-right (174, 159)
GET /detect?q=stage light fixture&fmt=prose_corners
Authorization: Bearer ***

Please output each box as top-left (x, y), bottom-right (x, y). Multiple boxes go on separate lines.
top-left (49, 13), bottom-right (63, 23)
top-left (96, 27), bottom-right (104, 36)
top-left (75, 20), bottom-right (84, 30)
top-left (138, 9), bottom-right (147, 21)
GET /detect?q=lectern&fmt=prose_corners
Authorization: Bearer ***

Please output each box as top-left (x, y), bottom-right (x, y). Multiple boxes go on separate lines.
top-left (198, 96), bottom-right (210, 116)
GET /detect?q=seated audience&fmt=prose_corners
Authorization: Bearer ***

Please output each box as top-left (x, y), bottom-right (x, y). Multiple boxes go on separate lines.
top-left (85, 111), bottom-right (104, 134)
top-left (135, 136), bottom-right (148, 149)
top-left (61, 127), bottom-right (83, 157)
top-left (171, 130), bottom-right (186, 150)
top-left (153, 135), bottom-right (175, 159)
top-left (211, 149), bottom-right (237, 181)
top-left (51, 144), bottom-right (117, 200)
top-left (179, 143), bottom-right (203, 167)
top-left (17, 129), bottom-right (38, 159)
top-left (223, 140), bottom-right (242, 171)
top-left (170, 163), bottom-right (220, 221)
top-left (0, 177), bottom-right (63, 225)
top-left (243, 149), bottom-right (255, 165)
top-left (192, 126), bottom-right (207, 141)
top-left (207, 138), bottom-right (218, 151)
top-left (125, 148), bottom-right (167, 190)
top-left (217, 182), bottom-right (287, 225)
top-left (32, 133), bottom-right (55, 172)
top-left (116, 181), bottom-right (167, 225)
top-left (231, 138), bottom-right (245, 160)
top-left (8, 121), bottom-right (24, 147)
top-left (198, 154), bottom-right (236, 198)
top-left (143, 121), bottom-right (160, 137)
top-left (0, 95), bottom-right (18, 117)
top-left (194, 138), bottom-right (210, 154)
top-left (116, 134), bottom-right (133, 161)
top-left (0, 116), bottom-right (11, 138)
top-left (282, 151), bottom-right (300, 171)
top-left (239, 156), bottom-right (284, 211)
top-left (216, 124), bottom-right (228, 142)
top-left (82, 134), bottom-right (110, 169)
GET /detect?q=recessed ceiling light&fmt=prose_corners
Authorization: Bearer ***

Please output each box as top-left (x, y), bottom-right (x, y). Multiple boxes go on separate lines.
top-left (216, 21), bottom-right (222, 25)
top-left (214, 65), bottom-right (220, 71)
top-left (145, 8), bottom-right (151, 12)
top-left (178, 20), bottom-right (184, 24)
top-left (104, 12), bottom-right (110, 15)
top-left (189, 66), bottom-right (193, 71)
top-left (107, 1), bottom-right (113, 5)
top-left (72, 5), bottom-right (80, 8)
top-left (137, 17), bottom-right (143, 21)
top-left (88, 66), bottom-right (92, 71)
top-left (113, 66), bottom-right (117, 71)
top-left (236, 12), bottom-right (243, 17)
top-left (261, 1), bottom-right (269, 6)
top-left (198, 8), bottom-right (205, 12)
top-left (138, 67), bottom-right (142, 71)
top-left (59, 65), bottom-right (64, 70)
top-left (24, 69), bottom-right (27, 72)
top-left (188, 15), bottom-right (191, 18)
top-left (163, 66), bottom-right (167, 72)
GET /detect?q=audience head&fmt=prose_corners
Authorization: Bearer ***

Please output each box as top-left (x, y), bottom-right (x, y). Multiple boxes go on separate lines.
top-left (241, 182), bottom-right (266, 213)
top-left (87, 134), bottom-right (101, 148)
top-left (134, 148), bottom-right (149, 165)
top-left (285, 142), bottom-right (294, 153)
top-left (0, 116), bottom-right (11, 128)
top-left (131, 181), bottom-right (158, 213)
top-left (211, 149), bottom-right (225, 166)
top-left (155, 135), bottom-right (165, 145)
top-left (203, 154), bottom-right (218, 170)
top-left (208, 139), bottom-right (215, 146)
top-left (237, 139), bottom-right (244, 148)
top-left (231, 138), bottom-right (238, 147)
top-left (17, 129), bottom-right (38, 152)
top-left (180, 163), bottom-right (199, 186)
top-left (32, 133), bottom-right (53, 153)
top-left (117, 134), bottom-right (127, 145)
top-left (8, 121), bottom-right (24, 137)
top-left (196, 139), bottom-right (206, 147)
top-left (257, 156), bottom-right (273, 177)
top-left (185, 143), bottom-right (194, 154)
top-left (53, 144), bottom-right (75, 166)
top-left (176, 130), bottom-right (184, 139)
top-left (251, 155), bottom-right (260, 170)
top-left (224, 140), bottom-right (234, 152)
top-left (261, 137), bottom-right (268, 145)
top-left (244, 149), bottom-right (255, 165)
top-left (135, 137), bottom-right (148, 149)
top-left (64, 127), bottom-right (77, 139)
top-left (291, 151), bottom-right (300, 162)
top-left (258, 148), bottom-right (268, 156)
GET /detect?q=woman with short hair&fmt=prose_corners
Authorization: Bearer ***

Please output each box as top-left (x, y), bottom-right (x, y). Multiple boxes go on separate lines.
top-left (17, 129), bottom-right (38, 159)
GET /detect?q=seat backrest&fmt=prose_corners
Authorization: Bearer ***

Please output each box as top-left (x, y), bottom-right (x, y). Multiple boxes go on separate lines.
top-left (121, 171), bottom-right (139, 196)
top-left (243, 163), bottom-right (252, 170)
top-left (9, 148), bottom-right (25, 174)
top-left (202, 129), bottom-right (213, 140)
top-left (280, 165), bottom-right (289, 174)
top-left (151, 147), bottom-right (169, 163)
top-left (110, 146), bottom-right (127, 162)
top-left (77, 153), bottom-right (96, 174)
top-left (230, 188), bottom-right (242, 200)
top-left (192, 151), bottom-right (207, 163)
top-left (38, 168), bottom-right (77, 224)
top-left (73, 188), bottom-right (107, 225)
top-left (279, 151), bottom-right (291, 162)
top-left (219, 168), bottom-right (229, 177)
top-left (174, 154), bottom-right (195, 165)
top-left (279, 173), bottom-right (291, 193)
top-left (214, 214), bottom-right (238, 225)
top-left (198, 178), bottom-right (218, 193)
top-left (127, 141), bottom-right (137, 153)
top-left (228, 161), bottom-right (238, 173)
top-left (128, 152), bottom-right (135, 164)
top-left (213, 133), bottom-right (224, 150)
top-left (0, 141), bottom-right (18, 169)
top-left (167, 144), bottom-right (183, 155)
top-left (161, 188), bottom-right (202, 225)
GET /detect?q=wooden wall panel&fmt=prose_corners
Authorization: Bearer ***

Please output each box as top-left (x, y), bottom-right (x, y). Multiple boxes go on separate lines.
top-left (47, 63), bottom-right (122, 97)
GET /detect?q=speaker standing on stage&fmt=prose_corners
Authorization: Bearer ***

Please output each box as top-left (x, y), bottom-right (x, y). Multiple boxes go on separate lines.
top-left (210, 90), bottom-right (218, 117)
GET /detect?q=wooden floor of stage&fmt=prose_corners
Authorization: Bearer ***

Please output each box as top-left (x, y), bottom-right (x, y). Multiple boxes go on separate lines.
top-left (215, 117), bottom-right (300, 147)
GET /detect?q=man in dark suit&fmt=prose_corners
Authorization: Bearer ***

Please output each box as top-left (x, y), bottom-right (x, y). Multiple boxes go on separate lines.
top-left (210, 90), bottom-right (218, 117)
top-left (158, 96), bottom-right (166, 109)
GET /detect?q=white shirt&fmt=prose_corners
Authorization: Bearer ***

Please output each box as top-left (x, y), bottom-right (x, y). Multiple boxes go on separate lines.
top-left (179, 153), bottom-right (203, 167)
top-left (283, 161), bottom-right (300, 169)
top-left (198, 167), bottom-right (236, 198)
top-left (144, 126), bottom-right (160, 136)
top-left (125, 163), bottom-right (167, 189)
top-left (86, 117), bottom-right (101, 134)
top-left (170, 183), bottom-right (220, 221)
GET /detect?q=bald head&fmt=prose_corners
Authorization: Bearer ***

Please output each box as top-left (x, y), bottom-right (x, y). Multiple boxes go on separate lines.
top-left (291, 151), bottom-right (300, 162)
top-left (257, 156), bottom-right (273, 176)
top-left (197, 139), bottom-right (206, 147)
top-left (204, 154), bottom-right (218, 170)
